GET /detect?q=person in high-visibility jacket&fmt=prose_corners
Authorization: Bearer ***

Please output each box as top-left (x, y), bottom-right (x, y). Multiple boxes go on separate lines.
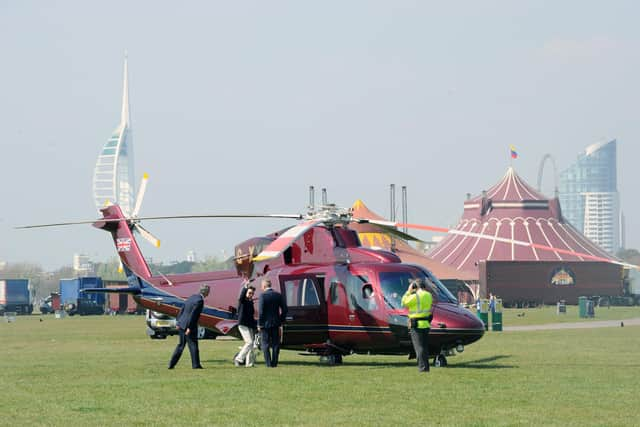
top-left (401, 278), bottom-right (433, 372)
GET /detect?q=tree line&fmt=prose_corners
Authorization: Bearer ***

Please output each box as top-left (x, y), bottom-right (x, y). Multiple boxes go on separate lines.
top-left (1, 256), bottom-right (233, 302)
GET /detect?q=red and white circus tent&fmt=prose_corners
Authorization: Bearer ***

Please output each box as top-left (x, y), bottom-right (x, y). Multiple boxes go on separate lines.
top-left (426, 167), bottom-right (615, 276)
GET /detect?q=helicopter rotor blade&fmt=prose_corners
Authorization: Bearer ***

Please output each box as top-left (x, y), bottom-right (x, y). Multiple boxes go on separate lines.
top-left (359, 219), bottom-right (450, 234)
top-left (130, 213), bottom-right (304, 222)
top-left (131, 172), bottom-right (149, 218)
top-left (15, 219), bottom-right (125, 229)
top-left (15, 213), bottom-right (303, 229)
top-left (253, 219), bottom-right (324, 262)
top-left (354, 219), bottom-right (423, 242)
top-left (134, 223), bottom-right (161, 248)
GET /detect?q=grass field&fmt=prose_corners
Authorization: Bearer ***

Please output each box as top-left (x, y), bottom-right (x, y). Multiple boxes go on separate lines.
top-left (502, 305), bottom-right (640, 326)
top-left (1, 308), bottom-right (639, 427)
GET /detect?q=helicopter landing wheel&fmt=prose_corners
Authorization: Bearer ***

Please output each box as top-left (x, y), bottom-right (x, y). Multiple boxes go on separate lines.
top-left (434, 354), bottom-right (448, 368)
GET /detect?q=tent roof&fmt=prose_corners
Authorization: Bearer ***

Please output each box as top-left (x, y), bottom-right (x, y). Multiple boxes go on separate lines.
top-left (427, 167), bottom-right (614, 273)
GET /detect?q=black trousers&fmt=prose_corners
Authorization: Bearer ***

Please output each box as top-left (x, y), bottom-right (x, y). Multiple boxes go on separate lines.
top-left (169, 329), bottom-right (201, 368)
top-left (260, 327), bottom-right (281, 367)
top-left (409, 327), bottom-right (430, 372)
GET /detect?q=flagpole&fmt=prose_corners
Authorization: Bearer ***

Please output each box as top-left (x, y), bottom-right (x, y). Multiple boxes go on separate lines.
top-left (509, 145), bottom-right (517, 168)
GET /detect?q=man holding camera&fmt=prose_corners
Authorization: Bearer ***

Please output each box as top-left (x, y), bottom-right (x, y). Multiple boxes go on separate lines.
top-left (402, 278), bottom-right (433, 373)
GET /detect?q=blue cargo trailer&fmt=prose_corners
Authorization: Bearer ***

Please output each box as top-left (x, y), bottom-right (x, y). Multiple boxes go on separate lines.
top-left (59, 277), bottom-right (105, 315)
top-left (0, 279), bottom-right (32, 315)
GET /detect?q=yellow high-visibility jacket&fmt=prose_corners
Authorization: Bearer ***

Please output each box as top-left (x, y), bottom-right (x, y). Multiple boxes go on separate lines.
top-left (401, 289), bottom-right (433, 329)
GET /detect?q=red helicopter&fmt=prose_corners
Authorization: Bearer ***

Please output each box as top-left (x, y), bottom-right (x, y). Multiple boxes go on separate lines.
top-left (103, 203), bottom-right (485, 366)
top-left (19, 181), bottom-right (485, 367)
top-left (22, 175), bottom-right (636, 367)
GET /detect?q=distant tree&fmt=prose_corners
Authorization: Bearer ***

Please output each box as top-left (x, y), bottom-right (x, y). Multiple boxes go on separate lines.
top-left (94, 258), bottom-right (127, 281)
top-left (0, 264), bottom-right (78, 301)
top-left (0, 262), bottom-right (44, 300)
top-left (149, 261), bottom-right (195, 275)
top-left (191, 256), bottom-right (232, 272)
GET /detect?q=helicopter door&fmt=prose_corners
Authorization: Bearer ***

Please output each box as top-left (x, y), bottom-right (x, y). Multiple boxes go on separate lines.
top-left (279, 275), bottom-right (327, 347)
top-left (337, 266), bottom-right (386, 349)
top-left (327, 277), bottom-right (351, 344)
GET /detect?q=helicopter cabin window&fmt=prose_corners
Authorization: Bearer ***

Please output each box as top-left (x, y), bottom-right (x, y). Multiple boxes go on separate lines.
top-left (340, 272), bottom-right (377, 311)
top-left (329, 278), bottom-right (341, 305)
top-left (283, 278), bottom-right (320, 307)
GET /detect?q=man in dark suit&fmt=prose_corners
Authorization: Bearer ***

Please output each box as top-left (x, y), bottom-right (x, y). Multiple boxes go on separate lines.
top-left (168, 284), bottom-right (210, 369)
top-left (258, 279), bottom-right (287, 367)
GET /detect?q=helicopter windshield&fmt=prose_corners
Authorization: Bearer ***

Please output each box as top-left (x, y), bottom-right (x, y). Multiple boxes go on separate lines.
top-left (379, 269), bottom-right (458, 309)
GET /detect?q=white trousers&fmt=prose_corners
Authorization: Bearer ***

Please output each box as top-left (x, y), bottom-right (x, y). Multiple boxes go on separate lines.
top-left (236, 325), bottom-right (255, 366)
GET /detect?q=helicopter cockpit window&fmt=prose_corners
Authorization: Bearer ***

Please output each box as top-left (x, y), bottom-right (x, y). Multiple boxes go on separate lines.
top-left (283, 278), bottom-right (320, 307)
top-left (379, 272), bottom-right (406, 309)
top-left (379, 269), bottom-right (457, 308)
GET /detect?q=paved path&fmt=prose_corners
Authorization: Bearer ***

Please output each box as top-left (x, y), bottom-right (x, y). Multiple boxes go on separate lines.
top-left (503, 317), bottom-right (640, 331)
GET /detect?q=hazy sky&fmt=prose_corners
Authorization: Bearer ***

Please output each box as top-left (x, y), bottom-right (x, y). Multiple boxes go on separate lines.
top-left (2, 1), bottom-right (639, 270)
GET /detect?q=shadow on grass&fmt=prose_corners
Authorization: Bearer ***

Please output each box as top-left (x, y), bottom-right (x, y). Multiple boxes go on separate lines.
top-left (447, 354), bottom-right (517, 369)
top-left (276, 359), bottom-right (417, 368)
top-left (202, 355), bottom-right (517, 369)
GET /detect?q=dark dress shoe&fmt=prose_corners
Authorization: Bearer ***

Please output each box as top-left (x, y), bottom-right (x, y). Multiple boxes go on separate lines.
top-left (193, 366), bottom-right (204, 369)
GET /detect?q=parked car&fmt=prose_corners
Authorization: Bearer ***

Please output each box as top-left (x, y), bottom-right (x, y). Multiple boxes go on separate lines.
top-left (39, 293), bottom-right (60, 314)
top-left (146, 309), bottom-right (178, 339)
top-left (145, 309), bottom-right (218, 340)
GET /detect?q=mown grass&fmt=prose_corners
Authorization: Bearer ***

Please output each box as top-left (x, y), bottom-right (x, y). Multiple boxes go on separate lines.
top-left (1, 312), bottom-right (639, 426)
top-left (502, 305), bottom-right (640, 326)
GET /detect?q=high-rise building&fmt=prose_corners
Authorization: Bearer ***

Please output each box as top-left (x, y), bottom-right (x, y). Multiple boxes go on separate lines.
top-left (559, 140), bottom-right (620, 254)
top-left (73, 254), bottom-right (93, 275)
top-left (93, 54), bottom-right (136, 215)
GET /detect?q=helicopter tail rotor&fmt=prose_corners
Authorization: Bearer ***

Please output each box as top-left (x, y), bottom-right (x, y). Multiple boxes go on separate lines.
top-left (128, 173), bottom-right (162, 248)
top-left (131, 172), bottom-right (149, 218)
top-left (133, 222), bottom-right (161, 248)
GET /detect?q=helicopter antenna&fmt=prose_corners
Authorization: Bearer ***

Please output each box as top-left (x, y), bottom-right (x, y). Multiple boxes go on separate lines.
top-left (158, 272), bottom-right (174, 286)
top-left (402, 186), bottom-right (408, 234)
top-left (390, 184), bottom-right (396, 222)
top-left (308, 186), bottom-right (315, 215)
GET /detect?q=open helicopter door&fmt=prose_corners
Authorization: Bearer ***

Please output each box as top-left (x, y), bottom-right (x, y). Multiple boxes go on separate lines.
top-left (278, 274), bottom-right (328, 347)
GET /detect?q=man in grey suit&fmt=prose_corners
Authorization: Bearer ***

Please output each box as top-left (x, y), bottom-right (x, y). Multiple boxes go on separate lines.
top-left (168, 284), bottom-right (210, 369)
top-left (258, 279), bottom-right (287, 367)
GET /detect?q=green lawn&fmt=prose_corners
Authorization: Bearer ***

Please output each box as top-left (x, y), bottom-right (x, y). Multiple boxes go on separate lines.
top-left (1, 313), bottom-right (639, 426)
top-left (502, 305), bottom-right (640, 326)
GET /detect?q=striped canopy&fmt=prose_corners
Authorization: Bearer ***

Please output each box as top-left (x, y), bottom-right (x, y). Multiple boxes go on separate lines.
top-left (427, 167), bottom-right (613, 275)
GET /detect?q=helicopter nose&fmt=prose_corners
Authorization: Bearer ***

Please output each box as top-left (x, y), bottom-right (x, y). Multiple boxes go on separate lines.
top-left (459, 309), bottom-right (485, 344)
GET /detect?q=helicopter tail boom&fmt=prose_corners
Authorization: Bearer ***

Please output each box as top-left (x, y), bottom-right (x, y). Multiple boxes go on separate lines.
top-left (94, 204), bottom-right (153, 281)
